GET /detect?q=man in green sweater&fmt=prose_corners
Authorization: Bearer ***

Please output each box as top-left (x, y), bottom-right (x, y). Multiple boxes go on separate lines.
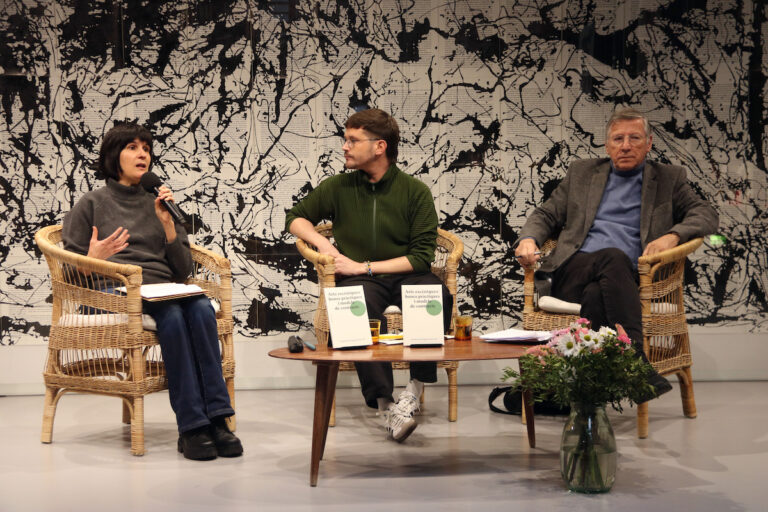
top-left (285, 109), bottom-right (452, 442)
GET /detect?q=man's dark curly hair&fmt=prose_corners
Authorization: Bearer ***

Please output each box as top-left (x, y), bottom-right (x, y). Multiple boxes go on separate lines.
top-left (345, 109), bottom-right (400, 163)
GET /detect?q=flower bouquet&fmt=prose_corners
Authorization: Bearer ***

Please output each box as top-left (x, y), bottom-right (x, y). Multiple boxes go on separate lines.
top-left (502, 319), bottom-right (656, 493)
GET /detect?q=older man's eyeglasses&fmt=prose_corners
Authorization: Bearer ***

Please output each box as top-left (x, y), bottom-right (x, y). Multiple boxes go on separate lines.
top-left (342, 138), bottom-right (381, 148)
top-left (610, 134), bottom-right (646, 146)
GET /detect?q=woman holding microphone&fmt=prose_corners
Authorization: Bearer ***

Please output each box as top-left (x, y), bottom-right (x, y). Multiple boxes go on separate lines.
top-left (63, 122), bottom-right (242, 461)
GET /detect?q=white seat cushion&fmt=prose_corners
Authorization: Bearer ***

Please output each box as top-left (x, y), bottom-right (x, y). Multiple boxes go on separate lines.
top-left (538, 296), bottom-right (581, 315)
top-left (649, 302), bottom-right (678, 314)
top-left (58, 313), bottom-right (158, 331)
top-left (537, 296), bottom-right (678, 315)
top-left (57, 299), bottom-right (220, 332)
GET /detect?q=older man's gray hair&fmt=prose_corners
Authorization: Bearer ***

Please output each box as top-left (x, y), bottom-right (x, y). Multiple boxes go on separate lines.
top-left (606, 108), bottom-right (652, 139)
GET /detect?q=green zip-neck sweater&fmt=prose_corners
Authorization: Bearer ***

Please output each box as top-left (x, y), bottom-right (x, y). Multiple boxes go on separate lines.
top-left (285, 164), bottom-right (438, 273)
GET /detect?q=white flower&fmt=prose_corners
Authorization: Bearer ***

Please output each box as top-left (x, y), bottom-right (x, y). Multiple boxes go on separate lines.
top-left (580, 338), bottom-right (597, 353)
top-left (598, 326), bottom-right (616, 337)
top-left (576, 332), bottom-right (596, 354)
top-left (595, 326), bottom-right (615, 347)
top-left (556, 333), bottom-right (580, 357)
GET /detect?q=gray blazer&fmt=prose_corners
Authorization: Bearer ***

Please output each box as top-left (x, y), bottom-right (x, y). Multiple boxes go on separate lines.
top-left (518, 158), bottom-right (719, 273)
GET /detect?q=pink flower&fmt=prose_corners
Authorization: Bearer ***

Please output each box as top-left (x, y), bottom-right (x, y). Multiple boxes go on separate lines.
top-left (615, 323), bottom-right (632, 344)
top-left (525, 345), bottom-right (551, 357)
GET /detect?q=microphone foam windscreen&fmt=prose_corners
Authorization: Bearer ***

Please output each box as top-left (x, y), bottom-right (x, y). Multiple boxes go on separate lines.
top-left (139, 171), bottom-right (163, 192)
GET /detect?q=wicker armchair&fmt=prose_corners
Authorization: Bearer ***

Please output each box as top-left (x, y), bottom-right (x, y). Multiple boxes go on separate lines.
top-left (296, 223), bottom-right (463, 426)
top-left (523, 237), bottom-right (703, 438)
top-left (34, 225), bottom-right (236, 455)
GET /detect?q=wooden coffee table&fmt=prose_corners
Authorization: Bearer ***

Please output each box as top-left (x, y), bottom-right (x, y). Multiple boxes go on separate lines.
top-left (269, 337), bottom-right (536, 486)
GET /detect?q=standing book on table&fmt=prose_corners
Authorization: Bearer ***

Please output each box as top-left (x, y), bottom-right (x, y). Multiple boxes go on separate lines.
top-left (323, 286), bottom-right (372, 349)
top-left (401, 284), bottom-right (445, 346)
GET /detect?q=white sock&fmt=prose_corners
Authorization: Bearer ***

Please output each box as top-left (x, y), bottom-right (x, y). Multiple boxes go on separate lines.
top-left (405, 379), bottom-right (424, 398)
top-left (377, 397), bottom-right (393, 412)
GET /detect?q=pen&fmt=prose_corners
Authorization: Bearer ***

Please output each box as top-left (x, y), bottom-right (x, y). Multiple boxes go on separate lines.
top-left (303, 340), bottom-right (316, 350)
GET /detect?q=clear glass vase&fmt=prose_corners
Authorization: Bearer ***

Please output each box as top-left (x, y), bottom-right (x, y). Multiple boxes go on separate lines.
top-left (559, 403), bottom-right (617, 493)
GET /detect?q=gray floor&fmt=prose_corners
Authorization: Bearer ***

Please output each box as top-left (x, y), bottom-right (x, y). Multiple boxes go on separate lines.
top-left (0, 381), bottom-right (765, 512)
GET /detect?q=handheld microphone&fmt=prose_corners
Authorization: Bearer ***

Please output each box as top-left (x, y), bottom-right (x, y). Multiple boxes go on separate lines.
top-left (287, 335), bottom-right (304, 353)
top-left (139, 171), bottom-right (187, 224)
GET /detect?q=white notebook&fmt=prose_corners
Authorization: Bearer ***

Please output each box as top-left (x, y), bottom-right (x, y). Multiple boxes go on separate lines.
top-left (116, 283), bottom-right (205, 301)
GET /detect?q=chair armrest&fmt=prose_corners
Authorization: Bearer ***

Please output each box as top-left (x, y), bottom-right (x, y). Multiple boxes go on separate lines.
top-left (35, 227), bottom-right (144, 330)
top-left (437, 228), bottom-right (464, 268)
top-left (523, 265), bottom-right (536, 315)
top-left (436, 228), bottom-right (464, 296)
top-left (190, 243), bottom-right (230, 275)
top-left (296, 238), bottom-right (336, 281)
top-left (188, 244), bottom-right (233, 316)
top-left (35, 229), bottom-right (142, 283)
top-left (637, 237), bottom-right (702, 304)
top-left (637, 237), bottom-right (703, 270)
top-left (521, 239), bottom-right (557, 315)
top-left (296, 238), bottom-right (335, 266)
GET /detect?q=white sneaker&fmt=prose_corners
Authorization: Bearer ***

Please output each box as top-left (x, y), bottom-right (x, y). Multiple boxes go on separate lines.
top-left (385, 405), bottom-right (417, 442)
top-left (394, 390), bottom-right (420, 417)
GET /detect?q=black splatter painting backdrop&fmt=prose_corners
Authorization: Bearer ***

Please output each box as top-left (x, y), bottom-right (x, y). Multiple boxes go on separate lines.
top-left (1, 0), bottom-right (765, 345)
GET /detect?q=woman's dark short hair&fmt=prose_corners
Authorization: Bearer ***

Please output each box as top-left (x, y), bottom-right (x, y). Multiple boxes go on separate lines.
top-left (345, 109), bottom-right (400, 163)
top-left (97, 122), bottom-right (154, 180)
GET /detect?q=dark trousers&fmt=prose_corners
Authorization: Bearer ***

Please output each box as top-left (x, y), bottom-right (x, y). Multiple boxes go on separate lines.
top-left (552, 248), bottom-right (644, 351)
top-left (144, 295), bottom-right (234, 433)
top-left (337, 272), bottom-right (453, 409)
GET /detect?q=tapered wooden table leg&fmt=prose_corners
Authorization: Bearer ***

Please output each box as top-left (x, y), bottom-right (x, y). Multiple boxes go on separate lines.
top-left (310, 361), bottom-right (339, 487)
top-left (319, 363), bottom-right (338, 460)
top-left (521, 389), bottom-right (536, 448)
top-left (519, 363), bottom-right (536, 448)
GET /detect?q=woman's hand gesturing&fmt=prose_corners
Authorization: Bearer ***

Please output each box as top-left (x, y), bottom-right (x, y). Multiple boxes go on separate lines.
top-left (86, 226), bottom-right (130, 260)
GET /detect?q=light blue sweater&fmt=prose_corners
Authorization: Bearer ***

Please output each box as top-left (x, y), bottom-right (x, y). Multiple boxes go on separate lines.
top-left (580, 162), bottom-right (643, 265)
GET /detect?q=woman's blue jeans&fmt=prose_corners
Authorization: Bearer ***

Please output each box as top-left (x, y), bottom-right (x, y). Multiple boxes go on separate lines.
top-left (143, 295), bottom-right (234, 433)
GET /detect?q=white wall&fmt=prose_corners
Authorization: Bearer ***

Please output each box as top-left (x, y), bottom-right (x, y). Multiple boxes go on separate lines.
top-left (2, 326), bottom-right (764, 396)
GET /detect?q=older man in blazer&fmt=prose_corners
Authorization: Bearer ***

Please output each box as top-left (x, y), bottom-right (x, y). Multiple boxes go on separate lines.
top-left (515, 107), bottom-right (719, 399)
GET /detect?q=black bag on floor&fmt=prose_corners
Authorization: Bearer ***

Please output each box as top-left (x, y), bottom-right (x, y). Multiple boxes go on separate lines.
top-left (488, 386), bottom-right (523, 415)
top-left (488, 386), bottom-right (570, 416)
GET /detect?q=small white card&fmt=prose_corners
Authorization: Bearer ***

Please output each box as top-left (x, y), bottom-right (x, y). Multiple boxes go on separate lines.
top-left (401, 284), bottom-right (445, 346)
top-left (324, 286), bottom-right (372, 349)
